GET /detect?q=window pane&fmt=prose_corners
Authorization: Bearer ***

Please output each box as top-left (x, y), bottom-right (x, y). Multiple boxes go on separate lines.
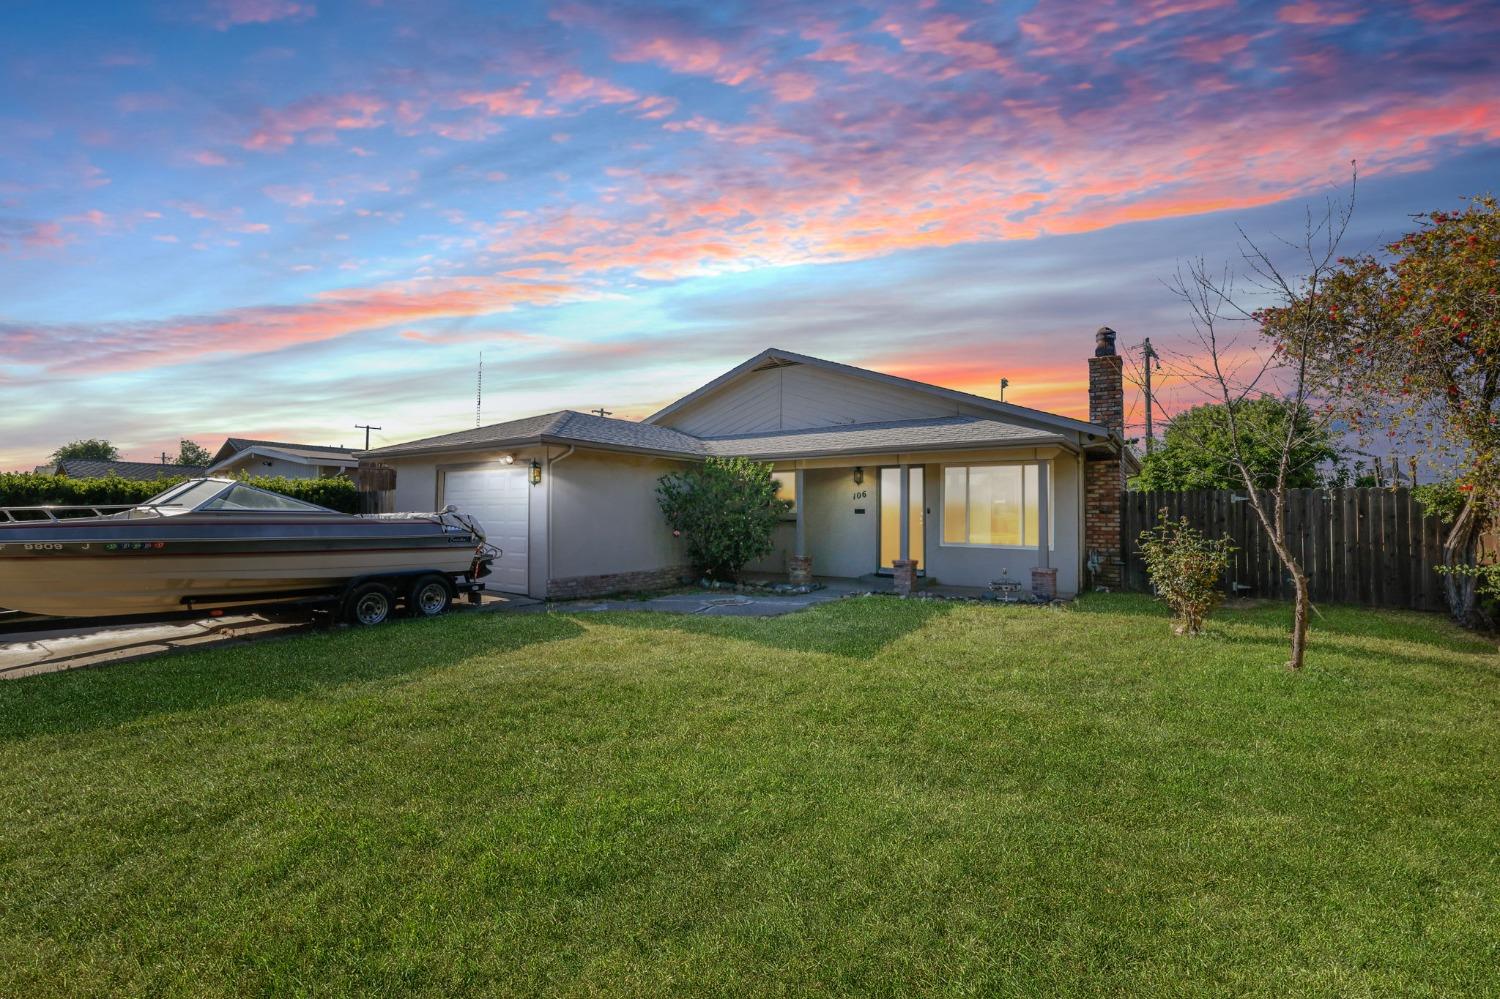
top-left (771, 471), bottom-right (797, 513)
top-left (1023, 464), bottom-right (1038, 548)
top-left (968, 465), bottom-right (1023, 545)
top-left (943, 467), bottom-right (967, 544)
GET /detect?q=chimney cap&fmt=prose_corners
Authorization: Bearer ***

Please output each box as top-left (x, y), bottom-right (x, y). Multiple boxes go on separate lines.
top-left (1094, 326), bottom-right (1118, 357)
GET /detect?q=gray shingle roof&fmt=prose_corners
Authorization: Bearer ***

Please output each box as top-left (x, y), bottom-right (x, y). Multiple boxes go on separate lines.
top-left (704, 417), bottom-right (1066, 459)
top-left (360, 411), bottom-right (707, 459)
top-left (225, 438), bottom-right (357, 457)
top-left (53, 459), bottom-right (205, 481)
top-left (363, 412), bottom-right (1064, 462)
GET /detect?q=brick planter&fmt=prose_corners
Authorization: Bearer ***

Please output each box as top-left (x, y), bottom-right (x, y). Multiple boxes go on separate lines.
top-left (1031, 567), bottom-right (1058, 601)
top-left (892, 559), bottom-right (918, 597)
top-left (788, 554), bottom-right (813, 585)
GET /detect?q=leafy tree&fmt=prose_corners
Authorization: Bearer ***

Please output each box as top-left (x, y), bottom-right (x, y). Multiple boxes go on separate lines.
top-left (1138, 513), bottom-right (1235, 635)
top-left (1263, 195), bottom-right (1499, 626)
top-left (50, 439), bottom-right (119, 462)
top-left (176, 439), bottom-right (213, 466)
top-left (657, 457), bottom-right (791, 581)
top-left (1132, 398), bottom-right (1341, 491)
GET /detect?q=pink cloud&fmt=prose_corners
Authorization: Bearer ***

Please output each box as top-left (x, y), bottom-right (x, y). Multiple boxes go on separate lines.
top-left (548, 70), bottom-right (639, 105)
top-left (0, 220), bottom-right (69, 254)
top-left (1276, 1), bottom-right (1362, 25)
top-left (2, 275), bottom-right (577, 375)
top-left (208, 0), bottom-right (316, 30)
top-left (242, 93), bottom-right (386, 151)
top-left (189, 149), bottom-right (230, 167)
top-left (455, 87), bottom-right (547, 117)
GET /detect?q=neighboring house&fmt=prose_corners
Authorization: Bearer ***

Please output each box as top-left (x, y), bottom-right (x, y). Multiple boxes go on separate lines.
top-left (207, 439), bottom-right (360, 479)
top-left (361, 331), bottom-right (1138, 600)
top-left (36, 458), bottom-right (205, 481)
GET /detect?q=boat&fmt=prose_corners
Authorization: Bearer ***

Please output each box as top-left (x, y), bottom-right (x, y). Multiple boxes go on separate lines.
top-left (0, 478), bottom-right (491, 620)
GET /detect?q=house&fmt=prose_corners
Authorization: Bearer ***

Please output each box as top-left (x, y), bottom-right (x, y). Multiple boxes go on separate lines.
top-left (207, 439), bottom-right (360, 479)
top-left (36, 458), bottom-right (206, 481)
top-left (360, 330), bottom-right (1137, 600)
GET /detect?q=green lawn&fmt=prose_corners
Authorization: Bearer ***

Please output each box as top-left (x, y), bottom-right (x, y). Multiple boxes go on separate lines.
top-left (2, 595), bottom-right (1498, 997)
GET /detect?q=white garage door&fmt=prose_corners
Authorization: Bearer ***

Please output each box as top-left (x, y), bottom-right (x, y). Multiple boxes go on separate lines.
top-left (441, 467), bottom-right (529, 594)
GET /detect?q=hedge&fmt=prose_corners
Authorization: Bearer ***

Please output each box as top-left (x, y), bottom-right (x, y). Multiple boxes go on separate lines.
top-left (0, 473), bottom-right (363, 514)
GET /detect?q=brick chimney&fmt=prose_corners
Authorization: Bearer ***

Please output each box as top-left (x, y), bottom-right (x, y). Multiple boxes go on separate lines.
top-left (1085, 326), bottom-right (1124, 588)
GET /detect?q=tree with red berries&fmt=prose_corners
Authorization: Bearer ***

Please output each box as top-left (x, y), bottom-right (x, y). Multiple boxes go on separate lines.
top-left (1263, 195), bottom-right (1500, 627)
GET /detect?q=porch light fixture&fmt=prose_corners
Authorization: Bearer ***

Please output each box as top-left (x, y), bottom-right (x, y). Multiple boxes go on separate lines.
top-left (529, 459), bottom-right (542, 486)
top-left (853, 466), bottom-right (864, 485)
top-left (498, 454), bottom-right (515, 465)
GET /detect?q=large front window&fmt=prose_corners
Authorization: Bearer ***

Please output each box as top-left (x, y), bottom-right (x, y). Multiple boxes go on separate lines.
top-left (942, 463), bottom-right (1051, 548)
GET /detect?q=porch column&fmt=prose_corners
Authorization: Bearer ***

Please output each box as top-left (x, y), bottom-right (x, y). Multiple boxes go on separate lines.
top-left (1032, 458), bottom-right (1057, 600)
top-left (789, 468), bottom-right (813, 586)
top-left (898, 463), bottom-right (910, 561)
top-left (793, 468), bottom-right (807, 556)
top-left (892, 462), bottom-right (918, 597)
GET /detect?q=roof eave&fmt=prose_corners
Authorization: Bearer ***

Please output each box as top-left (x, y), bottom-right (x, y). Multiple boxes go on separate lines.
top-left (710, 434), bottom-right (1075, 462)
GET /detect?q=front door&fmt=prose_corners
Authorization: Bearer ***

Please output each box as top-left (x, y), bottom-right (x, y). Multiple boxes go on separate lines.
top-left (878, 466), bottom-right (924, 571)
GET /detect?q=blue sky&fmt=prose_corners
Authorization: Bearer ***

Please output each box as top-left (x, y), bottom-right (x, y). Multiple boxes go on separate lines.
top-left (2, 0), bottom-right (1497, 466)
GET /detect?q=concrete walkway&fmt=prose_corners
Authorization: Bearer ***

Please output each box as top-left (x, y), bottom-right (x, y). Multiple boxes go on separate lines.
top-left (531, 580), bottom-right (863, 617)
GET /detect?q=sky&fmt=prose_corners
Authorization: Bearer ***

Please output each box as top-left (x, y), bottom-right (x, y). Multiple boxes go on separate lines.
top-left (1, 0), bottom-right (1497, 468)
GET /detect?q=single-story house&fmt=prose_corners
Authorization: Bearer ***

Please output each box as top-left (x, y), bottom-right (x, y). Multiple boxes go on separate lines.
top-left (361, 330), bottom-right (1137, 600)
top-left (35, 458), bottom-right (206, 481)
top-left (208, 439), bottom-right (360, 479)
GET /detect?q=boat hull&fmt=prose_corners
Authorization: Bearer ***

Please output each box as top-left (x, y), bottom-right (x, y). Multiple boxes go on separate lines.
top-left (0, 548), bottom-right (478, 617)
top-left (0, 512), bottom-right (482, 619)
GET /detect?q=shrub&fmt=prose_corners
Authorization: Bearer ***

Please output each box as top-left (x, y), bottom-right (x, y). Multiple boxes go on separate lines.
top-left (1138, 512), bottom-right (1235, 635)
top-left (657, 457), bottom-right (791, 581)
top-left (0, 473), bottom-right (362, 514)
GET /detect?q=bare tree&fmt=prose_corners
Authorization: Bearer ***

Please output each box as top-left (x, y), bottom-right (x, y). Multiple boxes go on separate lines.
top-left (1163, 181), bottom-right (1357, 670)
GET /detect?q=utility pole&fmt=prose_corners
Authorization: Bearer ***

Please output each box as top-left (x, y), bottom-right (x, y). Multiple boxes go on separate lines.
top-left (354, 424), bottom-right (382, 450)
top-left (159, 452), bottom-right (171, 465)
top-left (999, 378), bottom-right (1009, 402)
top-left (475, 351), bottom-right (483, 428)
top-left (1140, 338), bottom-right (1161, 455)
top-left (592, 407), bottom-right (612, 418)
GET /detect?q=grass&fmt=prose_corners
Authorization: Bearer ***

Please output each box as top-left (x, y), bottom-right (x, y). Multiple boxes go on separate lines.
top-left (2, 594), bottom-right (1498, 997)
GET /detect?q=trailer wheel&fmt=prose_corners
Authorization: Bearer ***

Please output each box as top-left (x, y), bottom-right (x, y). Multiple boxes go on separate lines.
top-left (408, 574), bottom-right (454, 618)
top-left (344, 582), bottom-right (395, 626)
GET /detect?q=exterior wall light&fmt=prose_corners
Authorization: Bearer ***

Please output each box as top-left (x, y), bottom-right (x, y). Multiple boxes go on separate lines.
top-left (499, 454), bottom-right (515, 465)
top-left (529, 459), bottom-right (542, 486)
top-left (853, 466), bottom-right (864, 485)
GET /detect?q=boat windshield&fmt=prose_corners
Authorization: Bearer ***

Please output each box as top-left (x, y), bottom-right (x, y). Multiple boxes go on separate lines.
top-left (197, 483), bottom-right (333, 513)
top-left (146, 479), bottom-right (234, 509)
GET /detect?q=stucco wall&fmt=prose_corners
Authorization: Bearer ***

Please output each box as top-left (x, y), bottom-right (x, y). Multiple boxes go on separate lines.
top-left (919, 456), bottom-right (1081, 595)
top-left (547, 450), bottom-right (689, 581)
top-left (747, 455), bottom-right (1081, 594)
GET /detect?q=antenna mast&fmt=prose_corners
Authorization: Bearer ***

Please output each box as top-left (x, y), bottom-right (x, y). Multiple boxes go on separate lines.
top-left (476, 350), bottom-right (483, 428)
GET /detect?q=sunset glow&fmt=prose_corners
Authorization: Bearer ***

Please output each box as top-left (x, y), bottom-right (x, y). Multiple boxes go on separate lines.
top-left (2, 0), bottom-right (1497, 465)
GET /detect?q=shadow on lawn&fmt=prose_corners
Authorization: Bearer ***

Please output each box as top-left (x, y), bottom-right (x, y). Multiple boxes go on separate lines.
top-left (599, 595), bottom-right (958, 659)
top-left (0, 612), bottom-right (584, 741)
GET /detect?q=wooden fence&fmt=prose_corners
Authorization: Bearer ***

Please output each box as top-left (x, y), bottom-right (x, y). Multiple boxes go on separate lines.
top-left (1122, 487), bottom-right (1449, 612)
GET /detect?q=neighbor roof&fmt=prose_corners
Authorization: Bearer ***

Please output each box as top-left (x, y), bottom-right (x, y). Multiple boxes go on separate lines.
top-left (51, 459), bottom-right (204, 481)
top-left (212, 438), bottom-right (358, 464)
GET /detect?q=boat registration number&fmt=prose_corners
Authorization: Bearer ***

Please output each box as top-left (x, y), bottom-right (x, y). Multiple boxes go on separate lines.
top-left (22, 543), bottom-right (64, 550)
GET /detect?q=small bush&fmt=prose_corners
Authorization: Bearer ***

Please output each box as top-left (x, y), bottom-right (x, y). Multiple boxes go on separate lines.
top-left (1138, 512), bottom-right (1235, 635)
top-left (657, 457), bottom-right (791, 581)
top-left (0, 472), bottom-right (362, 514)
